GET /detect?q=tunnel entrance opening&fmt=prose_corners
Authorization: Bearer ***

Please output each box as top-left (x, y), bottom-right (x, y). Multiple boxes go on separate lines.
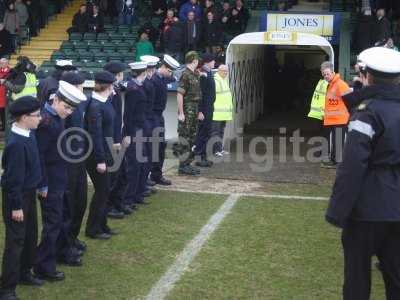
top-left (225, 31), bottom-right (334, 141)
top-left (244, 45), bottom-right (328, 136)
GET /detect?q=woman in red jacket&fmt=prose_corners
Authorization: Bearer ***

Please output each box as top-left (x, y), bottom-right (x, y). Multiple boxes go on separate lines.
top-left (0, 58), bottom-right (11, 130)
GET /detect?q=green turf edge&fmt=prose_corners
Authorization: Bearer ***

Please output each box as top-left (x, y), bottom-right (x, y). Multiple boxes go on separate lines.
top-left (1, 190), bottom-right (226, 300)
top-left (168, 196), bottom-right (385, 300)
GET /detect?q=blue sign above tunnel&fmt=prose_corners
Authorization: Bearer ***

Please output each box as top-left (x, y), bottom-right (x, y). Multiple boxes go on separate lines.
top-left (259, 11), bottom-right (342, 44)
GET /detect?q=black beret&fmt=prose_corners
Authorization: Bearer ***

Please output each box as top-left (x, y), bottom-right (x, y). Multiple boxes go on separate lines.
top-left (61, 71), bottom-right (85, 85)
top-left (94, 71), bottom-right (116, 84)
top-left (201, 53), bottom-right (215, 63)
top-left (103, 62), bottom-right (127, 74)
top-left (9, 96), bottom-right (40, 117)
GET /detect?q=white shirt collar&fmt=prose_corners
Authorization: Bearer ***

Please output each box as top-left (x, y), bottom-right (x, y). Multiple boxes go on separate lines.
top-left (11, 124), bottom-right (30, 137)
top-left (92, 91), bottom-right (108, 103)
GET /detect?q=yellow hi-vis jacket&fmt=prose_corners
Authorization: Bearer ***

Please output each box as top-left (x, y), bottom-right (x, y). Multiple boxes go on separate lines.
top-left (12, 72), bottom-right (38, 100)
top-left (213, 73), bottom-right (233, 121)
top-left (307, 79), bottom-right (328, 120)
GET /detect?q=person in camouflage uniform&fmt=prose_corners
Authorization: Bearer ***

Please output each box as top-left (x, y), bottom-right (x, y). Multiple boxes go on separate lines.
top-left (174, 51), bottom-right (202, 175)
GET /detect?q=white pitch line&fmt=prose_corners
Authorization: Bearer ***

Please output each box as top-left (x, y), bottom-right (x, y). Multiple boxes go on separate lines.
top-left (145, 194), bottom-right (240, 300)
top-left (156, 187), bottom-right (329, 201)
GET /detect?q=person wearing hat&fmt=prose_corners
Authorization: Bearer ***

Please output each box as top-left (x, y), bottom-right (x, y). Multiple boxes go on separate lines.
top-left (174, 51), bottom-right (202, 175)
top-left (122, 62), bottom-right (149, 209)
top-left (5, 56), bottom-right (37, 102)
top-left (102, 62), bottom-right (132, 219)
top-left (37, 60), bottom-right (77, 106)
top-left (326, 47), bottom-right (400, 299)
top-left (194, 53), bottom-right (216, 167)
top-left (138, 55), bottom-right (160, 199)
top-left (34, 80), bottom-right (87, 281)
top-left (60, 71), bottom-right (89, 263)
top-left (149, 54), bottom-right (180, 185)
top-left (0, 97), bottom-right (43, 300)
top-left (84, 71), bottom-right (119, 239)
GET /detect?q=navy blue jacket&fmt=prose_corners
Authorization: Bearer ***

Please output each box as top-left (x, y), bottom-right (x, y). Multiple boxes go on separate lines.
top-left (152, 73), bottom-right (174, 116)
top-left (1, 128), bottom-right (41, 210)
top-left (326, 84), bottom-right (400, 228)
top-left (36, 103), bottom-right (68, 192)
top-left (65, 99), bottom-right (90, 162)
top-left (143, 77), bottom-right (156, 121)
top-left (85, 93), bottom-right (115, 165)
top-left (123, 80), bottom-right (146, 136)
top-left (111, 88), bottom-right (123, 144)
top-left (198, 68), bottom-right (216, 119)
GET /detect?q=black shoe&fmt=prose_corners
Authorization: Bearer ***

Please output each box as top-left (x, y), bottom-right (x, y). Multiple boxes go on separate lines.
top-left (108, 208), bottom-right (125, 219)
top-left (178, 165), bottom-right (200, 176)
top-left (19, 272), bottom-right (45, 286)
top-left (149, 187), bottom-right (157, 194)
top-left (74, 239), bottom-right (87, 252)
top-left (154, 177), bottom-right (172, 186)
top-left (121, 205), bottom-right (134, 215)
top-left (103, 228), bottom-right (119, 235)
top-left (35, 270), bottom-right (65, 282)
top-left (195, 159), bottom-right (213, 167)
top-left (0, 291), bottom-right (19, 300)
top-left (59, 256), bottom-right (82, 267)
top-left (86, 232), bottom-right (111, 240)
top-left (136, 198), bottom-right (150, 205)
top-left (142, 190), bottom-right (152, 197)
top-left (147, 178), bottom-right (156, 186)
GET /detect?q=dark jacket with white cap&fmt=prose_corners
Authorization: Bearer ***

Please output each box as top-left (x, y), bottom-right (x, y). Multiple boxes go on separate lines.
top-left (326, 84), bottom-right (400, 228)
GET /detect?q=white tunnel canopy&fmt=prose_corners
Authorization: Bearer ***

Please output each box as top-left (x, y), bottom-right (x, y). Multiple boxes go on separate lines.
top-left (223, 31), bottom-right (334, 141)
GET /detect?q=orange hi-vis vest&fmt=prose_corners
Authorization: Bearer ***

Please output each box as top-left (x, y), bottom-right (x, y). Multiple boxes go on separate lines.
top-left (323, 73), bottom-right (350, 126)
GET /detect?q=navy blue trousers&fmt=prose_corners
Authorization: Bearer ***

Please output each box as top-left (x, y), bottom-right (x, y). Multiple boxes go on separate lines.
top-left (150, 114), bottom-right (166, 181)
top-left (195, 117), bottom-right (212, 159)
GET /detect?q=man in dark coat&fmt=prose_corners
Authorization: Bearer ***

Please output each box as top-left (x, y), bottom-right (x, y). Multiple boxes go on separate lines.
top-left (183, 11), bottom-right (202, 53)
top-left (164, 21), bottom-right (184, 62)
top-left (354, 9), bottom-right (375, 52)
top-left (373, 8), bottom-right (391, 45)
top-left (0, 23), bottom-right (12, 57)
top-left (229, 0), bottom-right (249, 35)
top-left (71, 4), bottom-right (89, 33)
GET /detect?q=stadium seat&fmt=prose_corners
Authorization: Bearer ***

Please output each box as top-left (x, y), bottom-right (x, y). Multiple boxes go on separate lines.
top-left (60, 41), bottom-right (74, 52)
top-left (78, 51), bottom-right (94, 61)
top-left (83, 32), bottom-right (97, 42)
top-left (74, 41), bottom-right (89, 51)
top-left (116, 42), bottom-right (131, 52)
top-left (51, 51), bottom-right (65, 61)
top-left (63, 50), bottom-right (79, 61)
top-left (102, 42), bottom-right (116, 52)
top-left (109, 33), bottom-right (125, 41)
top-left (69, 32), bottom-right (82, 42)
top-left (94, 52), bottom-right (109, 62)
top-left (88, 41), bottom-right (103, 52)
top-left (104, 24), bottom-right (116, 33)
top-left (108, 52), bottom-right (123, 62)
top-left (97, 32), bottom-right (110, 42)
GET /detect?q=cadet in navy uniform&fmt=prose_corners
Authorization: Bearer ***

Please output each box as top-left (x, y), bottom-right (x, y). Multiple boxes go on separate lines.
top-left (326, 47), bottom-right (400, 299)
top-left (61, 72), bottom-right (89, 258)
top-left (85, 71), bottom-right (118, 239)
top-left (123, 62), bottom-right (148, 208)
top-left (195, 53), bottom-right (216, 167)
top-left (149, 54), bottom-right (180, 185)
top-left (139, 55), bottom-right (160, 199)
top-left (102, 62), bottom-right (130, 219)
top-left (34, 81), bottom-right (87, 281)
top-left (37, 60), bottom-right (77, 105)
top-left (0, 97), bottom-right (43, 300)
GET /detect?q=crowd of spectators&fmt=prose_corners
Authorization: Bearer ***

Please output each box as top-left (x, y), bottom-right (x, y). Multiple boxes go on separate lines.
top-left (0, 0), bottom-right (71, 56)
top-left (353, 1), bottom-right (400, 52)
top-left (68, 0), bottom-right (249, 61)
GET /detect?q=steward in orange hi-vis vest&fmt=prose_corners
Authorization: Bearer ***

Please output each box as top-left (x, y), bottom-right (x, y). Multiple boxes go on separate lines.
top-left (323, 73), bottom-right (351, 126)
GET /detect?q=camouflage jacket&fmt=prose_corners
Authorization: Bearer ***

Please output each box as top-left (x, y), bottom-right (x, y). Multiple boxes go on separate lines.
top-left (177, 67), bottom-right (202, 104)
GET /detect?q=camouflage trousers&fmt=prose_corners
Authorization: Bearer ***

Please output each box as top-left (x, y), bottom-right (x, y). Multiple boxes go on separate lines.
top-left (173, 103), bottom-right (198, 166)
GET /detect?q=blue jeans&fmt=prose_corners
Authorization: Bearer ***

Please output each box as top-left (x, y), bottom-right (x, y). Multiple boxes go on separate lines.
top-left (118, 13), bottom-right (136, 25)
